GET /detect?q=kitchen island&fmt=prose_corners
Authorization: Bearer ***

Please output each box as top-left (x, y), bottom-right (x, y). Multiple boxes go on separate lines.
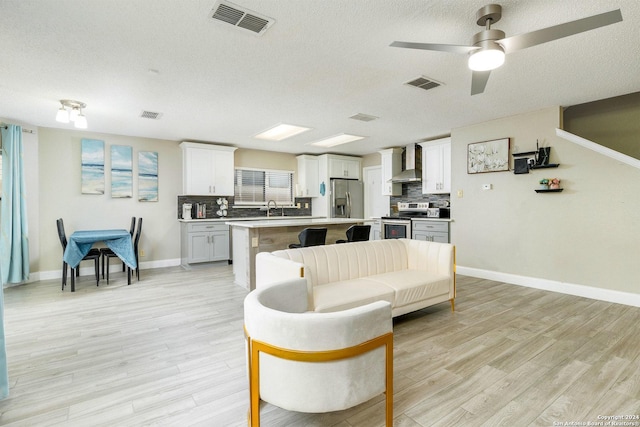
top-left (227, 218), bottom-right (364, 290)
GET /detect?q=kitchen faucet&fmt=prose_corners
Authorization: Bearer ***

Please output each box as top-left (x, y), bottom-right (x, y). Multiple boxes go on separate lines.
top-left (267, 199), bottom-right (277, 217)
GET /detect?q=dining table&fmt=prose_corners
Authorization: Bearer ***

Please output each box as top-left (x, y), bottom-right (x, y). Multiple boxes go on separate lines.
top-left (63, 229), bottom-right (137, 291)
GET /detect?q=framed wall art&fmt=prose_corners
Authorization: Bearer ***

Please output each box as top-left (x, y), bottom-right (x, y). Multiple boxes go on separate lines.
top-left (467, 138), bottom-right (510, 174)
top-left (111, 145), bottom-right (133, 198)
top-left (138, 151), bottom-right (158, 202)
top-left (81, 138), bottom-right (105, 194)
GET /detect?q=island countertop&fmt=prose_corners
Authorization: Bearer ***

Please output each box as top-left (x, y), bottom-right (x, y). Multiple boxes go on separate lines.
top-left (226, 217), bottom-right (366, 229)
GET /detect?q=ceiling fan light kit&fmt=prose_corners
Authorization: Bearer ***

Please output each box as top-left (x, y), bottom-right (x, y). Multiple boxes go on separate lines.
top-left (390, 3), bottom-right (623, 95)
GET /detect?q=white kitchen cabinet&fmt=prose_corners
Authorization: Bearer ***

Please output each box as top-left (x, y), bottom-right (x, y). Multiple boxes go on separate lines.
top-left (180, 142), bottom-right (237, 196)
top-left (296, 155), bottom-right (319, 197)
top-left (378, 148), bottom-right (402, 196)
top-left (419, 137), bottom-right (451, 194)
top-left (181, 222), bottom-right (230, 265)
top-left (328, 155), bottom-right (361, 179)
top-left (371, 219), bottom-right (381, 240)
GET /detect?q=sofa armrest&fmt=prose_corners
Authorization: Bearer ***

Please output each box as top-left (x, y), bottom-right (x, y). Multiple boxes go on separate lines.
top-left (403, 239), bottom-right (454, 277)
top-left (256, 252), bottom-right (314, 309)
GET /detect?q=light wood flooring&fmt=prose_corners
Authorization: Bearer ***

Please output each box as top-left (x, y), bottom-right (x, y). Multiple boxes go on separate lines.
top-left (0, 265), bottom-right (639, 426)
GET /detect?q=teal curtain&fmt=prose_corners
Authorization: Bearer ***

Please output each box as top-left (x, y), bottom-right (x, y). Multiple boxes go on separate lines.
top-left (1, 124), bottom-right (29, 284)
top-left (0, 123), bottom-right (31, 399)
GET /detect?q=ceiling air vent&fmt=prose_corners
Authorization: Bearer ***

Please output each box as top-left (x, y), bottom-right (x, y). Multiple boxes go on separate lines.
top-left (405, 76), bottom-right (442, 91)
top-left (140, 111), bottom-right (162, 120)
top-left (349, 113), bottom-right (379, 122)
top-left (210, 1), bottom-right (275, 35)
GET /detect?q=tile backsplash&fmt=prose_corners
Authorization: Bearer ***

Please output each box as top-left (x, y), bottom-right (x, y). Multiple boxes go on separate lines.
top-left (177, 196), bottom-right (312, 219)
top-left (390, 182), bottom-right (450, 209)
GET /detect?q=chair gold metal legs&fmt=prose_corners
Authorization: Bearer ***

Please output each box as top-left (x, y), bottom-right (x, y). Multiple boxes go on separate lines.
top-left (245, 329), bottom-right (393, 427)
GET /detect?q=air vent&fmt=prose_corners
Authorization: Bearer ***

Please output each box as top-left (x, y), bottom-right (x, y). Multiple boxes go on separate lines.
top-left (210, 1), bottom-right (275, 35)
top-left (405, 76), bottom-right (442, 91)
top-left (140, 111), bottom-right (162, 120)
top-left (349, 113), bottom-right (379, 122)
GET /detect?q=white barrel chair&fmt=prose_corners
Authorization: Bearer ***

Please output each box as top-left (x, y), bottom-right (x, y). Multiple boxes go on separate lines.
top-left (244, 278), bottom-right (393, 426)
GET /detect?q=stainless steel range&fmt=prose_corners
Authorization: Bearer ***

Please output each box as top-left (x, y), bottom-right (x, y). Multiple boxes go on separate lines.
top-left (381, 202), bottom-right (429, 239)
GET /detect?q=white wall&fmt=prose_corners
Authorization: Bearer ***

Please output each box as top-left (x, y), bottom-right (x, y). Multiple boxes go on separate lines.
top-left (37, 128), bottom-right (183, 276)
top-left (451, 106), bottom-right (640, 300)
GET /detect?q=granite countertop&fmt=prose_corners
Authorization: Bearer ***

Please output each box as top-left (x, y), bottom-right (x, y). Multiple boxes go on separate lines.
top-left (225, 217), bottom-right (366, 229)
top-left (179, 216), bottom-right (320, 223)
top-left (410, 218), bottom-right (453, 222)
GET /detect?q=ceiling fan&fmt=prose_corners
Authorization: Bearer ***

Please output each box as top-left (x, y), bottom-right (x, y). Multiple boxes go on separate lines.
top-left (390, 4), bottom-right (623, 95)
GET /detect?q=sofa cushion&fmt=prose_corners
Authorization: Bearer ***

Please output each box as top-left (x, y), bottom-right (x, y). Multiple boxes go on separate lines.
top-left (366, 269), bottom-right (451, 308)
top-left (314, 278), bottom-right (395, 313)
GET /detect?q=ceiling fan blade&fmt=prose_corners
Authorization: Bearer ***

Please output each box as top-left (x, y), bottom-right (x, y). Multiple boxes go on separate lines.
top-left (471, 70), bottom-right (491, 95)
top-left (390, 41), bottom-right (476, 55)
top-left (499, 9), bottom-right (622, 53)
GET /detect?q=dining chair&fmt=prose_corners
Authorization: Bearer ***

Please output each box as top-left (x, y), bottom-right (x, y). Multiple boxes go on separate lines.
top-left (129, 217), bottom-right (143, 280)
top-left (101, 217), bottom-right (136, 283)
top-left (336, 225), bottom-right (371, 244)
top-left (56, 218), bottom-right (100, 290)
top-left (288, 227), bottom-right (327, 249)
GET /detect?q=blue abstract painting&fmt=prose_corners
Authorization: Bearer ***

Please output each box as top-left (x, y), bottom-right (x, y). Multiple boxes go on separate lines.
top-left (81, 139), bottom-right (105, 194)
top-left (111, 145), bottom-right (133, 198)
top-left (138, 151), bottom-right (158, 202)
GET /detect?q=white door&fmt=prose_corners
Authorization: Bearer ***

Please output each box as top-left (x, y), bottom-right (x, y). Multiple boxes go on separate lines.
top-left (363, 166), bottom-right (389, 218)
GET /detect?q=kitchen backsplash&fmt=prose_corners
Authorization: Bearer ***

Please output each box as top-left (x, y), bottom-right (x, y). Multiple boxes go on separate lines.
top-left (390, 182), bottom-right (450, 209)
top-left (177, 196), bottom-right (312, 219)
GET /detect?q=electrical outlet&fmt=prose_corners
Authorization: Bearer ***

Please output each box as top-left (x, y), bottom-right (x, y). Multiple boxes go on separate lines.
top-left (305, 203), bottom-right (309, 208)
top-left (140, 249), bottom-right (145, 257)
top-left (482, 184), bottom-right (492, 190)
top-left (457, 189), bottom-right (463, 198)
top-left (297, 202), bottom-right (301, 208)
top-left (251, 237), bottom-right (259, 248)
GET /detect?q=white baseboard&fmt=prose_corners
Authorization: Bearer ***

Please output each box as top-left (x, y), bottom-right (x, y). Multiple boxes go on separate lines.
top-left (34, 258), bottom-right (182, 282)
top-left (457, 266), bottom-right (640, 308)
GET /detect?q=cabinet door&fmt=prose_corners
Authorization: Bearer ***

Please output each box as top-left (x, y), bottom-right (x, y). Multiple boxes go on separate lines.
top-left (379, 149), bottom-right (402, 196)
top-left (344, 159), bottom-right (361, 179)
top-left (210, 231), bottom-right (230, 261)
top-left (421, 138), bottom-right (451, 194)
top-left (188, 232), bottom-right (213, 263)
top-left (297, 156), bottom-right (319, 197)
top-left (212, 150), bottom-right (235, 196)
top-left (441, 142), bottom-right (451, 193)
top-left (185, 148), bottom-right (215, 195)
top-left (329, 158), bottom-right (345, 178)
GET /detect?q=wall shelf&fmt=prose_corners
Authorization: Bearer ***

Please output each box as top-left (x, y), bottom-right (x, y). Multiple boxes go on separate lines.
top-left (535, 188), bottom-right (563, 193)
top-left (530, 163), bottom-right (560, 169)
top-left (512, 151), bottom-right (538, 157)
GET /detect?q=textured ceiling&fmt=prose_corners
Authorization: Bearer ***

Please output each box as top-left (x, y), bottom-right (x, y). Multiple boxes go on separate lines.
top-left (1, 0), bottom-right (639, 156)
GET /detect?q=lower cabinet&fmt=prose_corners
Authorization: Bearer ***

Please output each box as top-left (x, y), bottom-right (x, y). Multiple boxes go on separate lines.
top-left (181, 222), bottom-right (230, 265)
top-left (412, 220), bottom-right (449, 243)
top-left (364, 219), bottom-right (382, 241)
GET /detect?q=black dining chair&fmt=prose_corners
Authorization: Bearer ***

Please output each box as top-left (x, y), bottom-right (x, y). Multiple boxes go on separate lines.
top-left (129, 217), bottom-right (143, 281)
top-left (101, 217), bottom-right (136, 284)
top-left (289, 227), bottom-right (327, 249)
top-left (336, 225), bottom-right (371, 244)
top-left (56, 218), bottom-right (100, 290)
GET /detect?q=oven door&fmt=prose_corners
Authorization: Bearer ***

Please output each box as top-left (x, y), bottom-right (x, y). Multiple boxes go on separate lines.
top-left (381, 219), bottom-right (411, 239)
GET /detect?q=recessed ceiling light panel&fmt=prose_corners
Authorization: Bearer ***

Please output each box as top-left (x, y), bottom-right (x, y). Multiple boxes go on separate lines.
top-left (255, 123), bottom-right (311, 141)
top-left (310, 134), bottom-right (365, 148)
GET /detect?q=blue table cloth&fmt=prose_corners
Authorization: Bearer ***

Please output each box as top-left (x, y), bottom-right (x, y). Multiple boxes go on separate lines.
top-left (63, 229), bottom-right (137, 269)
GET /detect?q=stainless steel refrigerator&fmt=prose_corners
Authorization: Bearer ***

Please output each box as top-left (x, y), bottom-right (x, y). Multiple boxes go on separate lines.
top-left (330, 179), bottom-right (364, 218)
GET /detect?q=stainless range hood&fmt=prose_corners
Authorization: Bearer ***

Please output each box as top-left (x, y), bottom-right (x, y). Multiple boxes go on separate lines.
top-left (390, 144), bottom-right (422, 183)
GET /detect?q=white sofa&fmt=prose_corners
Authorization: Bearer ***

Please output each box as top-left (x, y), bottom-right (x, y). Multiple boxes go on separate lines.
top-left (255, 238), bottom-right (456, 317)
top-left (244, 278), bottom-right (393, 426)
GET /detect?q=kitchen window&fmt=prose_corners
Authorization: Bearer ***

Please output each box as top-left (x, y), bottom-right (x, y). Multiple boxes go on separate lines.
top-left (234, 168), bottom-right (294, 206)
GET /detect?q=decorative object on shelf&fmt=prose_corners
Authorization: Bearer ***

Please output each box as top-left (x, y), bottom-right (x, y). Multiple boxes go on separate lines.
top-left (467, 137), bottom-right (510, 174)
top-left (81, 139), bottom-right (105, 195)
top-left (512, 140), bottom-right (559, 173)
top-left (216, 197), bottom-right (228, 217)
top-left (536, 178), bottom-right (563, 193)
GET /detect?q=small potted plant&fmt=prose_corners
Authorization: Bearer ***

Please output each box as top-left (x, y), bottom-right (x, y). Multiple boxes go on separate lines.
top-left (539, 178), bottom-right (549, 190)
top-left (549, 178), bottom-right (561, 190)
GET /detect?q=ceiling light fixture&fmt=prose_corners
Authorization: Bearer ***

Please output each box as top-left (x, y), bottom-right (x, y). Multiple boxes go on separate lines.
top-left (310, 133), bottom-right (365, 148)
top-left (56, 99), bottom-right (88, 129)
top-left (255, 123), bottom-right (311, 141)
top-left (468, 44), bottom-right (505, 71)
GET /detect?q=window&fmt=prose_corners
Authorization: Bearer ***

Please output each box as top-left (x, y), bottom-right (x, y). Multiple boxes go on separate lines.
top-left (234, 168), bottom-right (294, 206)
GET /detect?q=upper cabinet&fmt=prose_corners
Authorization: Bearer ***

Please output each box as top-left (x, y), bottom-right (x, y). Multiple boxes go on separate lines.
top-left (180, 142), bottom-right (237, 196)
top-left (296, 155), bottom-right (320, 197)
top-left (378, 148), bottom-right (402, 196)
top-left (327, 155), bottom-right (361, 179)
top-left (419, 137), bottom-right (451, 194)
